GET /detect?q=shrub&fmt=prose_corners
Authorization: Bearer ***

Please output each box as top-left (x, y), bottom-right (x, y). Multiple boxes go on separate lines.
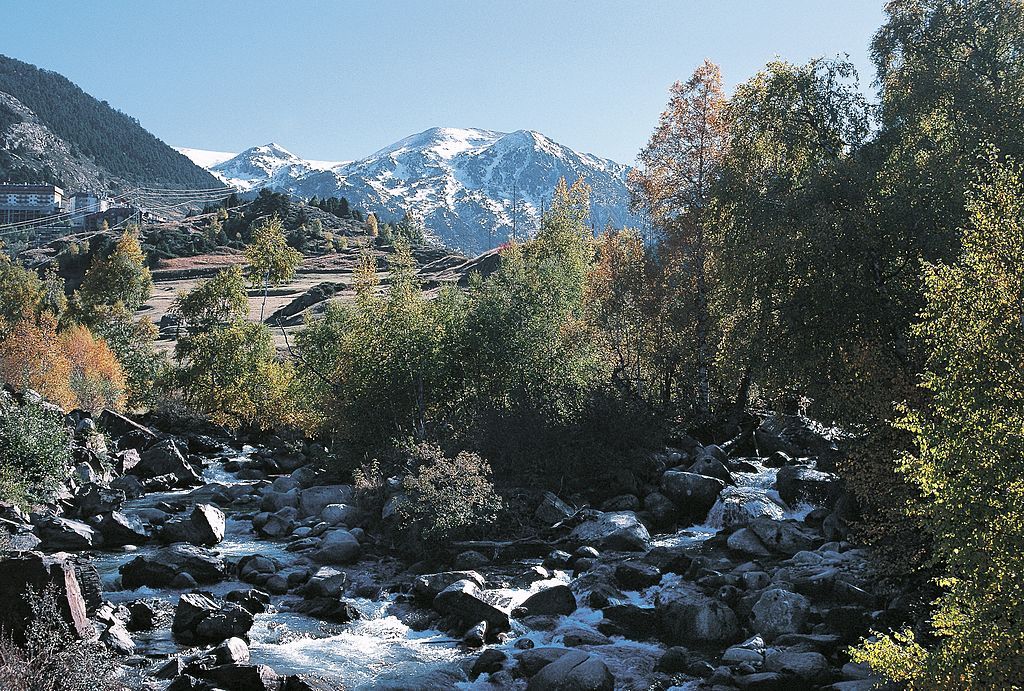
top-left (0, 399), bottom-right (72, 505)
top-left (396, 444), bottom-right (502, 549)
top-left (0, 586), bottom-right (119, 691)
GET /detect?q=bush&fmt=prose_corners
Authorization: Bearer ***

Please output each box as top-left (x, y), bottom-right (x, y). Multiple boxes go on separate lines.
top-left (396, 444), bottom-right (502, 549)
top-left (0, 586), bottom-right (119, 691)
top-left (0, 398), bottom-right (72, 505)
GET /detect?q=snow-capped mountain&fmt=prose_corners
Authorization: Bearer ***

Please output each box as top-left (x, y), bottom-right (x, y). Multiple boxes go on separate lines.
top-left (180, 128), bottom-right (636, 254)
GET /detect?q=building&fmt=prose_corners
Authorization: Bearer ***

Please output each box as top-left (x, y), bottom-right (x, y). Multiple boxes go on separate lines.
top-left (69, 191), bottom-right (109, 227)
top-left (0, 183), bottom-right (64, 224)
top-left (85, 206), bottom-right (139, 231)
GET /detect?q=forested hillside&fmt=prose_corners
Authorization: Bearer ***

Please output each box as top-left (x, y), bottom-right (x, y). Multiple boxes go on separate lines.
top-left (0, 54), bottom-right (218, 188)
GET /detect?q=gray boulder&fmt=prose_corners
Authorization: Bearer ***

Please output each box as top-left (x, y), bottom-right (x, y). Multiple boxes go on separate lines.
top-left (35, 516), bottom-right (97, 551)
top-left (526, 649), bottom-right (614, 691)
top-left (713, 486), bottom-right (786, 529)
top-left (173, 592), bottom-right (254, 645)
top-left (299, 485), bottom-right (354, 518)
top-left (657, 583), bottom-right (740, 645)
top-left (121, 544), bottom-right (227, 588)
top-left (660, 471), bottom-right (725, 522)
top-left (569, 511), bottom-right (651, 552)
top-left (313, 529), bottom-right (361, 564)
top-left (161, 504), bottom-right (225, 546)
top-left (97, 511), bottom-right (149, 547)
top-left (764, 649), bottom-right (830, 684)
top-left (413, 571), bottom-right (486, 602)
top-left (727, 527), bottom-right (772, 557)
top-left (515, 585), bottom-right (577, 617)
top-left (0, 551), bottom-right (92, 643)
top-left (776, 465), bottom-right (840, 507)
top-left (133, 440), bottom-right (201, 485)
top-left (433, 579), bottom-right (510, 633)
top-left (536, 492), bottom-right (575, 525)
top-left (749, 518), bottom-right (821, 555)
top-left (750, 589), bottom-right (811, 640)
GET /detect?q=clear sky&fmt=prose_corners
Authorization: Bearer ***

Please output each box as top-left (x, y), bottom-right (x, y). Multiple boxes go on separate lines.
top-left (3, 1), bottom-right (886, 164)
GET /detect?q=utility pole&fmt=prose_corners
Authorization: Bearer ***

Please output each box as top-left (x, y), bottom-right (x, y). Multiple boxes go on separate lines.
top-left (511, 181), bottom-right (518, 243)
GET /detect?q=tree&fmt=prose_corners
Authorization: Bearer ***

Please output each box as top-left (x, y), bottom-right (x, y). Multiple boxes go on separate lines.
top-left (630, 60), bottom-right (728, 415)
top-left (78, 229), bottom-right (153, 314)
top-left (366, 212), bottom-right (379, 238)
top-left (851, 157), bottom-right (1024, 686)
top-left (173, 265), bottom-right (248, 335)
top-left (244, 216), bottom-right (302, 321)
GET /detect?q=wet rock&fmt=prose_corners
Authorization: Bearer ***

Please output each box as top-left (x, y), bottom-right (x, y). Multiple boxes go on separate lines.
top-left (688, 457), bottom-right (735, 485)
top-left (642, 491), bottom-right (677, 525)
top-left (72, 483), bottom-right (125, 518)
top-left (600, 494), bottom-right (640, 511)
top-left (97, 511), bottom-right (149, 546)
top-left (734, 671), bottom-right (787, 689)
top-left (776, 465), bottom-right (840, 507)
top-left (313, 528), bottom-right (361, 564)
top-left (749, 518), bottom-right (820, 555)
top-left (569, 511), bottom-right (651, 552)
top-left (259, 507), bottom-right (298, 538)
top-left (713, 487), bottom-right (787, 529)
top-left (454, 550), bottom-right (490, 570)
top-left (100, 622), bottom-right (135, 654)
top-left (172, 572), bottom-right (199, 589)
top-left (173, 592), bottom-right (254, 645)
top-left (110, 474), bottom-right (145, 499)
top-left (471, 649), bottom-right (507, 679)
top-left (433, 579), bottom-right (510, 633)
top-left (296, 567), bottom-right (347, 599)
top-left (203, 663), bottom-right (282, 691)
top-left (133, 439), bottom-right (201, 485)
top-left (238, 554), bottom-right (283, 585)
top-left (655, 646), bottom-right (707, 675)
top-left (290, 597), bottom-right (360, 623)
top-left (319, 503), bottom-right (355, 526)
top-left (614, 561), bottom-right (661, 590)
top-left (535, 491), bottom-right (575, 525)
top-left (261, 489), bottom-right (299, 513)
top-left (727, 527), bottom-right (772, 557)
top-left (127, 601), bottom-right (157, 630)
top-left (121, 544), bottom-right (227, 588)
top-left (299, 485), bottom-right (354, 518)
top-left (544, 550), bottom-right (572, 568)
top-left (99, 409), bottom-right (158, 450)
top-left (658, 584), bottom-right (740, 645)
top-left (463, 620), bottom-right (488, 647)
top-left (413, 571), bottom-right (485, 601)
top-left (643, 546), bottom-right (694, 575)
top-left (562, 627), bottom-right (611, 646)
top-left (515, 584), bottom-right (577, 617)
top-left (763, 649), bottom-right (830, 685)
top-left (161, 504), bottom-right (226, 546)
top-left (0, 551), bottom-right (92, 643)
top-left (599, 604), bottom-right (657, 640)
top-left (284, 675), bottom-right (338, 691)
top-left (750, 589), bottom-right (811, 640)
top-left (515, 647), bottom-right (572, 677)
top-left (660, 471), bottom-right (725, 521)
top-left (35, 516), bottom-right (97, 551)
top-left (225, 589), bottom-right (271, 615)
top-left (526, 649), bottom-right (614, 691)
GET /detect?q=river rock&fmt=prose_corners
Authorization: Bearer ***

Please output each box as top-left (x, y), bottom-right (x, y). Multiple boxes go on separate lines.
top-left (776, 465), bottom-right (840, 507)
top-left (515, 647), bottom-right (572, 676)
top-left (173, 592), bottom-right (254, 645)
top-left (749, 518), bottom-right (821, 555)
top-left (261, 489), bottom-right (299, 513)
top-left (320, 503), bottom-right (355, 526)
top-left (515, 584), bottom-right (577, 617)
top-left (291, 597), bottom-right (361, 623)
top-left (203, 663), bottom-right (282, 691)
top-left (750, 589), bottom-right (811, 640)
top-left (100, 621), bottom-right (135, 654)
top-left (688, 457), bottom-right (735, 485)
top-left (99, 409), bottom-right (158, 450)
top-left (712, 487), bottom-right (787, 529)
top-left (299, 485), bottom-right (354, 518)
top-left (98, 511), bottom-right (149, 546)
top-left (642, 491), bottom-right (677, 526)
top-left (35, 516), bottom-right (97, 551)
top-left (525, 649), bottom-right (614, 691)
top-left (296, 566), bottom-right (347, 598)
top-left (660, 471), bottom-right (725, 521)
top-left (433, 579), bottom-right (510, 632)
top-left (615, 561), bottom-right (662, 590)
top-left (536, 492), bottom-right (575, 525)
top-left (413, 570), bottom-right (486, 601)
top-left (133, 439), bottom-right (201, 485)
top-left (161, 503), bottom-right (226, 546)
top-left (563, 627), bottom-right (612, 646)
top-left (658, 584), bottom-right (740, 645)
top-left (727, 527), bottom-right (772, 557)
top-left (238, 554), bottom-right (283, 585)
top-left (121, 544), bottom-right (227, 588)
top-left (0, 551), bottom-right (92, 643)
top-left (110, 474), bottom-right (145, 499)
top-left (313, 529), bottom-right (361, 564)
top-left (569, 511), bottom-right (651, 552)
top-left (764, 649), bottom-right (830, 684)
top-left (472, 649), bottom-right (508, 679)
top-left (73, 483), bottom-right (125, 518)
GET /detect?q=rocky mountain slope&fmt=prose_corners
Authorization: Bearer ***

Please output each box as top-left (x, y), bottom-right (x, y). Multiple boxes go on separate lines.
top-left (0, 54), bottom-right (219, 191)
top-left (184, 128), bottom-right (637, 255)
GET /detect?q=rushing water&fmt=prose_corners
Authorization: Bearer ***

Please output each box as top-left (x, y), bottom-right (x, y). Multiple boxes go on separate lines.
top-left (88, 448), bottom-right (805, 688)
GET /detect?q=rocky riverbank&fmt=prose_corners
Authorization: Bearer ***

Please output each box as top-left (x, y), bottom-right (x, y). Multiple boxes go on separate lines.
top-left (0, 390), bottom-right (902, 690)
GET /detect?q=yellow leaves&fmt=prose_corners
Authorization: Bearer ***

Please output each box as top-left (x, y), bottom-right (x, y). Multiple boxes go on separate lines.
top-left (0, 313), bottom-right (126, 412)
top-left (848, 628), bottom-right (928, 685)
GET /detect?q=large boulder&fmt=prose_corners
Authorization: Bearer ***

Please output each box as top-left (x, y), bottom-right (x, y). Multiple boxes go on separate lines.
top-left (313, 529), bottom-right (361, 564)
top-left (0, 551), bottom-right (92, 643)
top-left (202, 664), bottom-right (282, 691)
top-left (660, 471), bottom-right (725, 522)
top-left (755, 414), bottom-right (838, 463)
top-left (99, 409), bottom-right (157, 450)
top-left (515, 585), bottom-right (577, 617)
top-left (749, 518), bottom-right (821, 555)
top-left (764, 649), bottom-right (830, 685)
top-left (97, 511), bottom-right (149, 547)
top-left (72, 483), bottom-right (125, 518)
top-left (569, 511), bottom-right (651, 552)
top-left (750, 589), bottom-right (811, 640)
top-left (161, 504), bottom-right (226, 546)
top-left (133, 439), bottom-right (201, 485)
top-left (298, 485), bottom-right (354, 518)
top-left (711, 487), bottom-right (786, 530)
top-left (172, 592), bottom-right (254, 645)
top-left (413, 571), bottom-right (486, 602)
top-left (526, 649), bottom-right (614, 691)
top-left (121, 544), bottom-right (227, 588)
top-left (776, 465), bottom-right (840, 507)
top-left (35, 516), bottom-right (97, 551)
top-left (657, 583), bottom-right (740, 645)
top-left (726, 527), bottom-right (772, 557)
top-left (433, 579), bottom-right (510, 633)
top-left (687, 457), bottom-right (734, 485)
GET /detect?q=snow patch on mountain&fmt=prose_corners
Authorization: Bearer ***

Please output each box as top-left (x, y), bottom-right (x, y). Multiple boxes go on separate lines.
top-left (188, 128), bottom-right (636, 254)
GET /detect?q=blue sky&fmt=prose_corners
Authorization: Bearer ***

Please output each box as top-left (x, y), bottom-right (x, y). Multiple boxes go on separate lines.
top-left (3, 1), bottom-right (886, 164)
